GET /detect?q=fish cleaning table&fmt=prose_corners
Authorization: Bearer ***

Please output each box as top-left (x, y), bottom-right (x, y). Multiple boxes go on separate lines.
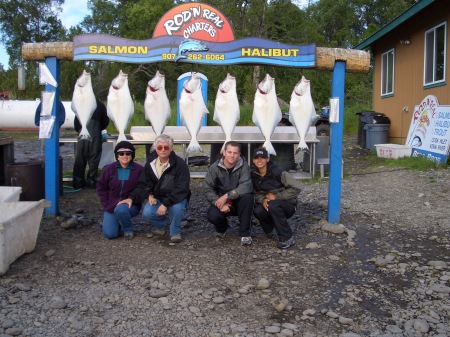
top-left (129, 126), bottom-right (319, 179)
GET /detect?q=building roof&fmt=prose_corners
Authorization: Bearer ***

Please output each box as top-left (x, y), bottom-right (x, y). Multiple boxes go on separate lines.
top-left (354, 0), bottom-right (436, 50)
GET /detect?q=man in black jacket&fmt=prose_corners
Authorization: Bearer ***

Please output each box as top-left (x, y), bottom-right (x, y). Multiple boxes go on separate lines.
top-left (122, 134), bottom-right (191, 243)
top-left (72, 99), bottom-right (109, 189)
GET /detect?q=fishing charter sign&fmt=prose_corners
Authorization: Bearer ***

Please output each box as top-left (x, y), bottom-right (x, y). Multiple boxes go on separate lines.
top-left (405, 95), bottom-right (450, 163)
top-left (73, 3), bottom-right (315, 67)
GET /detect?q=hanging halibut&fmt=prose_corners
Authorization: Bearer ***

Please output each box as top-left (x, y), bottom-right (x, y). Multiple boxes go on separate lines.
top-left (71, 70), bottom-right (97, 140)
top-left (179, 72), bottom-right (209, 153)
top-left (144, 70), bottom-right (171, 136)
top-left (252, 74), bottom-right (282, 156)
top-left (213, 73), bottom-right (240, 153)
top-left (289, 76), bottom-right (316, 152)
top-left (107, 70), bottom-right (134, 143)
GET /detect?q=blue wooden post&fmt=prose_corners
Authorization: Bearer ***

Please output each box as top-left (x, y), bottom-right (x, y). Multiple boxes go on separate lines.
top-left (328, 61), bottom-right (346, 223)
top-left (44, 57), bottom-right (61, 215)
top-left (176, 72), bottom-right (208, 126)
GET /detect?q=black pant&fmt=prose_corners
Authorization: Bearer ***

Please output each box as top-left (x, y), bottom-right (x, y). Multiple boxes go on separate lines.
top-left (73, 137), bottom-right (102, 188)
top-left (207, 193), bottom-right (254, 237)
top-left (253, 199), bottom-right (295, 241)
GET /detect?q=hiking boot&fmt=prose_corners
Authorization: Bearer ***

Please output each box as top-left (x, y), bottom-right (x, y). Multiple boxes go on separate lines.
top-left (154, 229), bottom-right (165, 237)
top-left (124, 232), bottom-right (134, 240)
top-left (277, 236), bottom-right (295, 249)
top-left (85, 179), bottom-right (97, 189)
top-left (241, 236), bottom-right (252, 245)
top-left (215, 232), bottom-right (226, 239)
top-left (170, 234), bottom-right (182, 243)
top-left (266, 232), bottom-right (277, 240)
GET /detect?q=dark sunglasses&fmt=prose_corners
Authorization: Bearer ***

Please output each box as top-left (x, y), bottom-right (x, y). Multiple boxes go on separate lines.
top-left (118, 152), bottom-right (132, 156)
top-left (156, 145), bottom-right (171, 151)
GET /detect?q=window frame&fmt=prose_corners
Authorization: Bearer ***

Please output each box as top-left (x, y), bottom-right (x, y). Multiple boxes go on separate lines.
top-left (424, 21), bottom-right (447, 86)
top-left (381, 48), bottom-right (395, 97)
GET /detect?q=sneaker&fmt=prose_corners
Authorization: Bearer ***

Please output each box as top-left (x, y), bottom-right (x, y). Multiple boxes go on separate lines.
top-left (215, 232), bottom-right (226, 239)
top-left (124, 232), bottom-right (134, 240)
top-left (170, 234), bottom-right (182, 243)
top-left (277, 237), bottom-right (295, 249)
top-left (241, 236), bottom-right (252, 245)
top-left (154, 229), bottom-right (165, 237)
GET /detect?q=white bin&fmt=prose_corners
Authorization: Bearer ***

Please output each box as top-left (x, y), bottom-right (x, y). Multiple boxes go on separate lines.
top-left (375, 144), bottom-right (412, 159)
top-left (0, 199), bottom-right (50, 275)
top-left (0, 186), bottom-right (22, 201)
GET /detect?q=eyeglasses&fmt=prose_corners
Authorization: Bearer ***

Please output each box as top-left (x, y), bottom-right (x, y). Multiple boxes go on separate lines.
top-left (117, 152), bottom-right (132, 156)
top-left (156, 145), bottom-right (171, 151)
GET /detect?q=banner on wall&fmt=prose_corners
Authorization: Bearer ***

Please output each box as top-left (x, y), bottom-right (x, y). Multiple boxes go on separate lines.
top-left (405, 95), bottom-right (450, 163)
top-left (73, 3), bottom-right (316, 68)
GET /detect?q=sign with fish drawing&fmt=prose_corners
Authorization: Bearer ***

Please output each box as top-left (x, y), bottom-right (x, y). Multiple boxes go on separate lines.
top-left (406, 95), bottom-right (450, 163)
top-left (74, 3), bottom-right (315, 68)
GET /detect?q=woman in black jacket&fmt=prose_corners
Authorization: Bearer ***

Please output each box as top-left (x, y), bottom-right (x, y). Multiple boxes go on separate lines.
top-left (251, 147), bottom-right (302, 249)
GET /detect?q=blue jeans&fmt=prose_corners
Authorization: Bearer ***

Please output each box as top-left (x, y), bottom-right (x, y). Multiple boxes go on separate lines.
top-left (142, 199), bottom-right (187, 236)
top-left (102, 203), bottom-right (140, 239)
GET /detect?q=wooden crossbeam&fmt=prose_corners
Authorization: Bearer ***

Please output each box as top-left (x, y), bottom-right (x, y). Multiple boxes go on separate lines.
top-left (22, 42), bottom-right (370, 73)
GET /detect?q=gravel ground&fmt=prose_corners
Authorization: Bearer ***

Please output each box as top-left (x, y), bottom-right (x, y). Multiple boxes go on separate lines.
top-left (0, 132), bottom-right (449, 337)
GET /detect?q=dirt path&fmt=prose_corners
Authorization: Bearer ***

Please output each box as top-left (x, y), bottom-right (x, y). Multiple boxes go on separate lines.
top-left (0, 132), bottom-right (449, 337)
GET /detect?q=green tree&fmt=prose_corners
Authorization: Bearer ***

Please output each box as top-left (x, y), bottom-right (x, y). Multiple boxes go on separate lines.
top-left (0, 0), bottom-right (66, 68)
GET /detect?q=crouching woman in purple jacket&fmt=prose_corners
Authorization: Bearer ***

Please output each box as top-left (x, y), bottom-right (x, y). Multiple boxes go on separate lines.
top-left (97, 141), bottom-right (144, 240)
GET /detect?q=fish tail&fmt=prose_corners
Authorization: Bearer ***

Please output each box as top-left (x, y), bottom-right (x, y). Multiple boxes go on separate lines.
top-left (263, 140), bottom-right (277, 156)
top-left (117, 132), bottom-right (127, 142)
top-left (220, 138), bottom-right (231, 154)
top-left (296, 140), bottom-right (309, 152)
top-left (186, 139), bottom-right (202, 153)
top-left (78, 129), bottom-right (91, 141)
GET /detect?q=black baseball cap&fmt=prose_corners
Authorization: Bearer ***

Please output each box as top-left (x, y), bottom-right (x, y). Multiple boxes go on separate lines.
top-left (253, 148), bottom-right (268, 158)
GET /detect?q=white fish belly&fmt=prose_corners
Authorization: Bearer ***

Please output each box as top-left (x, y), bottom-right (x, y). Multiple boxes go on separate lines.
top-left (145, 92), bottom-right (170, 136)
top-left (214, 93), bottom-right (239, 140)
top-left (107, 90), bottom-right (134, 140)
top-left (180, 91), bottom-right (208, 152)
top-left (72, 88), bottom-right (96, 138)
top-left (289, 94), bottom-right (314, 149)
top-left (253, 94), bottom-right (280, 139)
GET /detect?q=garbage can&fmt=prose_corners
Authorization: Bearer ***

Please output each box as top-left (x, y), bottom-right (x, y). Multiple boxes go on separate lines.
top-left (364, 124), bottom-right (390, 150)
top-left (356, 111), bottom-right (391, 148)
top-left (6, 157), bottom-right (63, 201)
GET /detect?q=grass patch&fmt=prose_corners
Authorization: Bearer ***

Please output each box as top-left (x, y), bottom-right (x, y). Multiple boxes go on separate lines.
top-left (366, 150), bottom-right (444, 171)
top-left (344, 103), bottom-right (370, 134)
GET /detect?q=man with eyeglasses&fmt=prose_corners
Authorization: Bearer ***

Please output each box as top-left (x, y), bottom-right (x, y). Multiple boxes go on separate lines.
top-left (203, 141), bottom-right (254, 245)
top-left (124, 134), bottom-right (191, 243)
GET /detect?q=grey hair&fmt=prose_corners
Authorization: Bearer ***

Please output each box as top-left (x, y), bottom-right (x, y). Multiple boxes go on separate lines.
top-left (150, 133), bottom-right (174, 152)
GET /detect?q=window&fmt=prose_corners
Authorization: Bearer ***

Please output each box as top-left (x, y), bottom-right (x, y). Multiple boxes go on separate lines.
top-left (424, 22), bottom-right (447, 85)
top-left (381, 49), bottom-right (394, 96)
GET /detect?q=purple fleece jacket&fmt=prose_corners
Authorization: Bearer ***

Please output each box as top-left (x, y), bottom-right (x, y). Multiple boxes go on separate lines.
top-left (97, 161), bottom-right (144, 213)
